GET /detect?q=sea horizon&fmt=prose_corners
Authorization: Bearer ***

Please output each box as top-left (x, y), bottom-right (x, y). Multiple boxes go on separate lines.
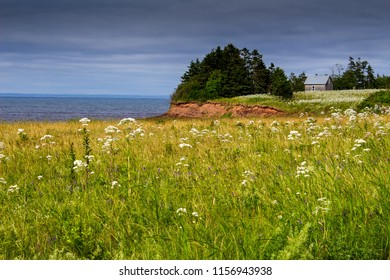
top-left (0, 95), bottom-right (170, 122)
top-left (0, 92), bottom-right (170, 99)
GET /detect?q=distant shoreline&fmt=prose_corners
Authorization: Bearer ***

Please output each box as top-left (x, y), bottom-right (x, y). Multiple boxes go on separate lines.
top-left (0, 93), bottom-right (169, 99)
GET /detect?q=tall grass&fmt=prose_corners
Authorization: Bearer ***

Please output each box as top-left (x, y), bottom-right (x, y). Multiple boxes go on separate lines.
top-left (0, 109), bottom-right (389, 259)
top-left (214, 89), bottom-right (383, 114)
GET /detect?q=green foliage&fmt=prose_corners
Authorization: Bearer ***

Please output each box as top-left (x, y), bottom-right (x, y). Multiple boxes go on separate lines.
top-left (375, 75), bottom-right (390, 89)
top-left (333, 57), bottom-right (378, 90)
top-left (270, 68), bottom-right (293, 98)
top-left (172, 78), bottom-right (205, 102)
top-left (205, 70), bottom-right (223, 99)
top-left (0, 111), bottom-right (389, 259)
top-left (289, 72), bottom-right (306, 92)
top-left (274, 223), bottom-right (313, 260)
top-left (333, 70), bottom-right (357, 90)
top-left (171, 44), bottom-right (273, 102)
top-left (357, 90), bottom-right (390, 111)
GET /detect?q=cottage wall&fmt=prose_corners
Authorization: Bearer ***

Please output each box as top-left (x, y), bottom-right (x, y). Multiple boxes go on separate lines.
top-left (305, 85), bottom-right (327, 91)
top-left (326, 79), bottom-right (333, 90)
top-left (304, 76), bottom-right (334, 91)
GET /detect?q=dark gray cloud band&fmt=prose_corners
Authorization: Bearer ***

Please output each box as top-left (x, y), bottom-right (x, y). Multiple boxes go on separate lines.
top-left (1, 0), bottom-right (389, 95)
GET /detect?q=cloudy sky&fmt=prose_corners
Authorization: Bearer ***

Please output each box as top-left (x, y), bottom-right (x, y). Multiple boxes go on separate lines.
top-left (1, 0), bottom-right (389, 96)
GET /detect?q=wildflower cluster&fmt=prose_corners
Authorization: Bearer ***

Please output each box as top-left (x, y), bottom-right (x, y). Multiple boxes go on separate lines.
top-left (0, 142), bottom-right (9, 163)
top-left (73, 159), bottom-right (88, 172)
top-left (7, 185), bottom-right (19, 193)
top-left (287, 130), bottom-right (301, 141)
top-left (241, 170), bottom-right (255, 186)
top-left (352, 139), bottom-right (366, 151)
top-left (313, 197), bottom-right (331, 215)
top-left (17, 128), bottom-right (28, 141)
top-left (296, 161), bottom-right (311, 178)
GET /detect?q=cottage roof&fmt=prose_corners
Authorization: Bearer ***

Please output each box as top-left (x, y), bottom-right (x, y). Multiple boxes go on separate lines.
top-left (304, 75), bottom-right (331, 85)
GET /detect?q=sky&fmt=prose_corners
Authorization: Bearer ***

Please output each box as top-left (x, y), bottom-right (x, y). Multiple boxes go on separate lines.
top-left (1, 0), bottom-right (389, 96)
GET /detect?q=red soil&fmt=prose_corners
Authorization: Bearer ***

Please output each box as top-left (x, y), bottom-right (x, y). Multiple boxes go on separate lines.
top-left (165, 102), bottom-right (284, 118)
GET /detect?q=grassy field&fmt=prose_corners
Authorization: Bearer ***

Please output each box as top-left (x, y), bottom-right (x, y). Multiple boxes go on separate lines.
top-left (213, 89), bottom-right (384, 114)
top-left (1, 89), bottom-right (390, 260)
top-left (1, 105), bottom-right (389, 260)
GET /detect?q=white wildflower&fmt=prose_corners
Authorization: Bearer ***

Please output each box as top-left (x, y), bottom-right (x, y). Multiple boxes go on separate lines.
top-left (352, 139), bottom-right (367, 151)
top-left (85, 155), bottom-right (94, 162)
top-left (192, 212), bottom-right (199, 217)
top-left (344, 109), bottom-right (357, 117)
top-left (176, 208), bottom-right (187, 215)
top-left (40, 134), bottom-right (53, 141)
top-left (118, 118), bottom-right (136, 126)
top-left (79, 118), bottom-right (91, 126)
top-left (17, 128), bottom-right (25, 135)
top-left (127, 127), bottom-right (145, 138)
top-left (0, 178), bottom-right (6, 184)
top-left (287, 130), bottom-right (301, 140)
top-left (190, 128), bottom-right (200, 135)
top-left (111, 180), bottom-right (120, 189)
top-left (331, 112), bottom-right (342, 120)
top-left (376, 130), bottom-right (386, 136)
top-left (8, 185), bottom-right (19, 193)
top-left (46, 155), bottom-right (52, 161)
top-left (179, 143), bottom-right (192, 148)
top-left (73, 160), bottom-right (87, 172)
top-left (243, 170), bottom-right (254, 177)
top-left (296, 161), bottom-right (311, 178)
top-left (355, 139), bottom-right (366, 144)
top-left (37, 175), bottom-right (43, 180)
top-left (313, 197), bottom-right (331, 215)
top-left (105, 125), bottom-right (120, 134)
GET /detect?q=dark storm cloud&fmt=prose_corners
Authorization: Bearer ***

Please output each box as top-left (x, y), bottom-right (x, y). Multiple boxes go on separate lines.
top-left (1, 0), bottom-right (389, 94)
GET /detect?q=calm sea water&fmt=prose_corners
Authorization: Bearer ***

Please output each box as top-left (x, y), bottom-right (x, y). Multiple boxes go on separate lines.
top-left (0, 96), bottom-right (170, 122)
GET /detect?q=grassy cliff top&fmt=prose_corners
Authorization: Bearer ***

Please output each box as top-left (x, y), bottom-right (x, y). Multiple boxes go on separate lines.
top-left (209, 89), bottom-right (388, 115)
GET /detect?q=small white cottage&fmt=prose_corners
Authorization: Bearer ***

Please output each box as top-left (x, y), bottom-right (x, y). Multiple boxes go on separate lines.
top-left (304, 75), bottom-right (333, 91)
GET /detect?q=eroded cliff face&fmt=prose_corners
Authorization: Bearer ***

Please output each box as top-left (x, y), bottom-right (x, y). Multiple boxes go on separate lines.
top-left (166, 102), bottom-right (283, 118)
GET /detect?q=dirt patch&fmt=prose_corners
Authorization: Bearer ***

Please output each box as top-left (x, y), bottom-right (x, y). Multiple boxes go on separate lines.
top-left (166, 102), bottom-right (284, 118)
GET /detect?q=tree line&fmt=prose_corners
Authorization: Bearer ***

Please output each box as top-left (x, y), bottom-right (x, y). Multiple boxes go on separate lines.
top-left (331, 57), bottom-right (390, 90)
top-left (171, 44), bottom-right (292, 102)
top-left (171, 44), bottom-right (390, 102)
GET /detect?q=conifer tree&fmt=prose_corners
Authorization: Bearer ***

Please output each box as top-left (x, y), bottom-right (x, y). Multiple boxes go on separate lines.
top-left (270, 67), bottom-right (292, 98)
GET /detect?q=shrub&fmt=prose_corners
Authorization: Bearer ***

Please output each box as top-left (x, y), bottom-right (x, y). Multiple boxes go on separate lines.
top-left (357, 90), bottom-right (390, 111)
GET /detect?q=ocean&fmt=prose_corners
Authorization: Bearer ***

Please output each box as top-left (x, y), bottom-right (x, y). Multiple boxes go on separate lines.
top-left (0, 95), bottom-right (170, 122)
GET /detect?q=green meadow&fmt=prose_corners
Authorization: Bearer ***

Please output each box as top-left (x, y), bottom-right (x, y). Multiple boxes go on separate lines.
top-left (0, 91), bottom-right (389, 260)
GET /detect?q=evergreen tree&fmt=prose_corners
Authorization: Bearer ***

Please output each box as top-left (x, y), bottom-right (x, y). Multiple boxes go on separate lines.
top-left (251, 49), bottom-right (270, 94)
top-left (171, 44), bottom-right (287, 102)
top-left (219, 44), bottom-right (252, 97)
top-left (181, 59), bottom-right (201, 83)
top-left (289, 72), bottom-right (306, 92)
top-left (366, 65), bottom-right (376, 88)
top-left (270, 67), bottom-right (292, 98)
